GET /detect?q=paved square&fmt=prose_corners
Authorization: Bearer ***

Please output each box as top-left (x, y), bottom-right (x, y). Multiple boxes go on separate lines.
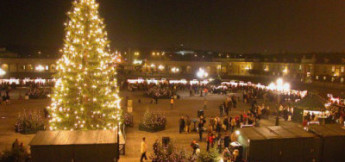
top-left (0, 90), bottom-right (299, 162)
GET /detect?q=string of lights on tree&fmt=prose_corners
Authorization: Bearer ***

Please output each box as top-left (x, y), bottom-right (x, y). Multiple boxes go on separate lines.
top-left (47, 0), bottom-right (122, 131)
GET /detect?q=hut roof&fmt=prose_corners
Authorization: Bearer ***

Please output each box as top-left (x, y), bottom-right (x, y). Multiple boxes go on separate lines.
top-left (239, 126), bottom-right (316, 141)
top-left (294, 93), bottom-right (327, 111)
top-left (309, 125), bottom-right (345, 137)
top-left (30, 130), bottom-right (122, 146)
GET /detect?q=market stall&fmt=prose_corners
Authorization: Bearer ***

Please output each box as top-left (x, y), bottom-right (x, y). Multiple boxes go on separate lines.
top-left (292, 93), bottom-right (329, 124)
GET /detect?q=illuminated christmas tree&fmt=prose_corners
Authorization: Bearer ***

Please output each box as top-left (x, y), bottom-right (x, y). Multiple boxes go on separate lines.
top-left (48, 0), bottom-right (121, 130)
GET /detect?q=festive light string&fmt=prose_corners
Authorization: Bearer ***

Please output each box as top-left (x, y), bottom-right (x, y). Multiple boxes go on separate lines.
top-left (47, 0), bottom-right (122, 131)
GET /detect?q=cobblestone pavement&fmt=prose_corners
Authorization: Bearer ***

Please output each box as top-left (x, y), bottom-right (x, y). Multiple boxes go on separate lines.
top-left (119, 91), bottom-right (300, 162)
top-left (0, 90), bottom-right (300, 162)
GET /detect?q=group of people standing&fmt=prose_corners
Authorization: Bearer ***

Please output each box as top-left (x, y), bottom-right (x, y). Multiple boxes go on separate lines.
top-left (0, 86), bottom-right (10, 105)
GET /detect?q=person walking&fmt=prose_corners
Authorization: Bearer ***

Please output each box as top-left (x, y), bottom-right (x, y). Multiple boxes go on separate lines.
top-left (170, 98), bottom-right (174, 109)
top-left (185, 115), bottom-right (191, 133)
top-left (231, 117), bottom-right (236, 132)
top-left (140, 137), bottom-right (148, 162)
top-left (223, 132), bottom-right (230, 149)
top-left (155, 96), bottom-right (158, 104)
top-left (179, 115), bottom-right (185, 133)
top-left (224, 102), bottom-right (229, 116)
top-left (216, 133), bottom-right (222, 153)
top-left (215, 118), bottom-right (221, 133)
top-left (219, 104), bottom-right (224, 117)
top-left (190, 140), bottom-right (199, 155)
top-left (232, 95), bottom-right (237, 108)
top-left (223, 116), bottom-right (229, 131)
top-left (206, 132), bottom-right (212, 151)
top-left (210, 117), bottom-right (215, 131)
top-left (198, 120), bottom-right (204, 141)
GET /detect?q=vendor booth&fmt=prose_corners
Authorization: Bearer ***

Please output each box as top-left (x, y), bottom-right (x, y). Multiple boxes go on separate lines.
top-left (237, 126), bottom-right (320, 162)
top-left (292, 93), bottom-right (329, 123)
top-left (30, 130), bottom-right (125, 162)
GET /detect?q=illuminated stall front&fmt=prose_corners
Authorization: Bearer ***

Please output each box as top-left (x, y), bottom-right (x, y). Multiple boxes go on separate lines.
top-left (292, 93), bottom-right (329, 124)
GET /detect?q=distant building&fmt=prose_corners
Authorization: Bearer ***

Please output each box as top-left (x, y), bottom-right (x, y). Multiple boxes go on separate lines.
top-left (0, 48), bottom-right (345, 86)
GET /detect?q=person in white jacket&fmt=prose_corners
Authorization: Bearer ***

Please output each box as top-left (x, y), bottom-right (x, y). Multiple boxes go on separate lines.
top-left (140, 137), bottom-right (147, 162)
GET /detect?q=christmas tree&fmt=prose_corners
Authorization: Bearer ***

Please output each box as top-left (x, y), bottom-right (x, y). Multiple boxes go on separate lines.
top-left (48, 0), bottom-right (121, 130)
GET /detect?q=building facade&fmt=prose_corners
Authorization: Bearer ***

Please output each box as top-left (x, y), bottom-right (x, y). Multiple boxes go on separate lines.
top-left (1, 49), bottom-right (345, 86)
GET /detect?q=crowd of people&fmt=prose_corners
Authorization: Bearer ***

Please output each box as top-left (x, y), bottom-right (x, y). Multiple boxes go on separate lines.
top-left (175, 94), bottom-right (264, 161)
top-left (145, 86), bottom-right (175, 99)
top-left (0, 139), bottom-right (30, 161)
top-left (0, 84), bottom-right (11, 105)
top-left (25, 84), bottom-right (50, 99)
top-left (126, 80), bottom-right (345, 161)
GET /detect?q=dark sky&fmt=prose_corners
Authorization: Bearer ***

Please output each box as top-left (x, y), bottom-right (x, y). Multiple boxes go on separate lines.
top-left (2, 0), bottom-right (345, 53)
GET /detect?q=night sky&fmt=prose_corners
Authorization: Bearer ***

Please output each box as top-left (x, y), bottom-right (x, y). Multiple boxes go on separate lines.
top-left (2, 0), bottom-right (345, 53)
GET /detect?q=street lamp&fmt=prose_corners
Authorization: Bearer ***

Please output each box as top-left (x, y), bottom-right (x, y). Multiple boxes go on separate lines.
top-left (196, 68), bottom-right (208, 79)
top-left (268, 78), bottom-right (290, 92)
top-left (269, 78), bottom-right (291, 126)
top-left (196, 68), bottom-right (208, 97)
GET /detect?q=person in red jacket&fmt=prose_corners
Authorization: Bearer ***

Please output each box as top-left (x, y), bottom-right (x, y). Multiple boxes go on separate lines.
top-left (206, 132), bottom-right (215, 151)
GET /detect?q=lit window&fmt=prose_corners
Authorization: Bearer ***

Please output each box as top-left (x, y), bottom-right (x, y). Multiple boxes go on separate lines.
top-left (341, 66), bottom-right (344, 73)
top-left (35, 65), bottom-right (45, 72)
top-left (332, 66), bottom-right (335, 72)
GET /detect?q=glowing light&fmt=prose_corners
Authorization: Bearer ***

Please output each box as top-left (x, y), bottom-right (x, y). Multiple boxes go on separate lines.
top-left (133, 59), bottom-right (142, 65)
top-left (277, 78), bottom-right (283, 86)
top-left (35, 65), bottom-right (45, 71)
top-left (235, 130), bottom-right (240, 135)
top-left (283, 83), bottom-right (290, 92)
top-left (158, 65), bottom-right (165, 70)
top-left (127, 78), bottom-right (144, 84)
top-left (146, 79), bottom-right (158, 84)
top-left (169, 79), bottom-right (187, 84)
top-left (189, 80), bottom-right (199, 85)
top-left (200, 80), bottom-right (209, 85)
top-left (196, 68), bottom-right (208, 78)
top-left (34, 78), bottom-right (46, 84)
top-left (0, 68), bottom-right (6, 76)
top-left (171, 67), bottom-right (180, 73)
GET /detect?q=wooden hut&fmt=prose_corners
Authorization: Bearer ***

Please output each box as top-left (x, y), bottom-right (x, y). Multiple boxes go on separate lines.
top-left (30, 130), bottom-right (123, 162)
top-left (238, 126), bottom-right (320, 162)
top-left (308, 125), bottom-right (345, 162)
